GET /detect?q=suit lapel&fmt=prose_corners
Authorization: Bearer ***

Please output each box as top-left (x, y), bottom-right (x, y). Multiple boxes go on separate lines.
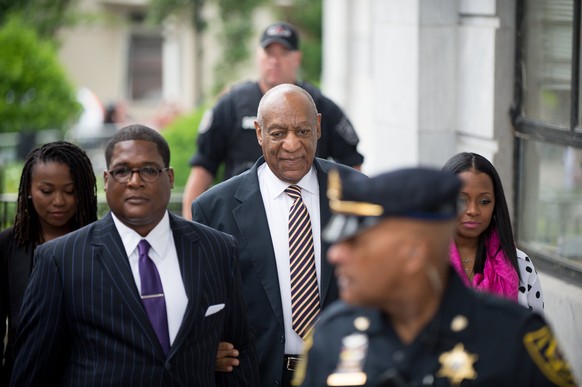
top-left (93, 213), bottom-right (165, 356)
top-left (314, 159), bottom-right (335, 305)
top-left (233, 160), bottom-right (285, 327)
top-left (166, 213), bottom-right (202, 355)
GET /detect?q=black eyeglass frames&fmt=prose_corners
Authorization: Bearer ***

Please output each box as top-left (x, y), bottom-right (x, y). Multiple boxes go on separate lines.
top-left (107, 166), bottom-right (170, 184)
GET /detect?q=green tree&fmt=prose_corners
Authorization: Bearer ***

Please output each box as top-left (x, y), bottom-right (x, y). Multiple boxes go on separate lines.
top-left (161, 105), bottom-right (224, 190)
top-left (161, 106), bottom-right (207, 188)
top-left (277, 0), bottom-right (322, 84)
top-left (0, 0), bottom-right (77, 38)
top-left (148, 0), bottom-right (324, 93)
top-left (0, 16), bottom-right (80, 134)
top-left (149, 0), bottom-right (268, 94)
top-left (211, 0), bottom-right (267, 93)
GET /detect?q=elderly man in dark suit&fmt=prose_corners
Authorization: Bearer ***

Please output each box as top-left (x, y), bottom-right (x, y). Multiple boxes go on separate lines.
top-left (191, 84), bottom-right (366, 387)
top-left (10, 125), bottom-right (258, 386)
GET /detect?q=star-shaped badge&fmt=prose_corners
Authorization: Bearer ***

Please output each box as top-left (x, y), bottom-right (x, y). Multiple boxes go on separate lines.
top-left (437, 343), bottom-right (478, 386)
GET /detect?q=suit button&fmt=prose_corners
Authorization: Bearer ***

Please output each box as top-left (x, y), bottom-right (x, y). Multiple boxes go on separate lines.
top-left (280, 336), bottom-right (285, 343)
top-left (165, 362), bottom-right (171, 370)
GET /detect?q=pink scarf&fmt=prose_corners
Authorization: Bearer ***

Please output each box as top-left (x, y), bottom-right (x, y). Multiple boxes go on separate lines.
top-left (449, 230), bottom-right (518, 301)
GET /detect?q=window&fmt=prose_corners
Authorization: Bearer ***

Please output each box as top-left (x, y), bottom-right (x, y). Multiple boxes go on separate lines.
top-left (128, 33), bottom-right (163, 101)
top-left (514, 0), bottom-right (582, 274)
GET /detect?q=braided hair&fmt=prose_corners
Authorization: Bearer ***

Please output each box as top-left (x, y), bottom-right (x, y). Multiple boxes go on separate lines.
top-left (13, 141), bottom-right (98, 247)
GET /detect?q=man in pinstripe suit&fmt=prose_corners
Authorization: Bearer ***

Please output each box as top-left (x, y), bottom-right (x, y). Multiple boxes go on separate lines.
top-left (10, 125), bottom-right (259, 386)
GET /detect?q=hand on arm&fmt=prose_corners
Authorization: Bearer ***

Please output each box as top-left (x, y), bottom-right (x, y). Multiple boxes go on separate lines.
top-left (214, 240), bottom-right (259, 384)
top-left (215, 341), bottom-right (240, 372)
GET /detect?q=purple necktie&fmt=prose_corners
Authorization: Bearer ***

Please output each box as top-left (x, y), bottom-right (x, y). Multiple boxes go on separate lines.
top-left (138, 239), bottom-right (170, 355)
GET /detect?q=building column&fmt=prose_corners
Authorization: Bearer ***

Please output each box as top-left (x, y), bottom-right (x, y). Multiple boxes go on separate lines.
top-left (322, 0), bottom-right (457, 175)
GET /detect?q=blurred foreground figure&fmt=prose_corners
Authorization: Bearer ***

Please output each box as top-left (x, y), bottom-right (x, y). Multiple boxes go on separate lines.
top-left (294, 168), bottom-right (576, 387)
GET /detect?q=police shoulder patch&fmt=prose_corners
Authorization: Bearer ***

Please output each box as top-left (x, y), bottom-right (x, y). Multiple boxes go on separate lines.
top-left (335, 116), bottom-right (359, 145)
top-left (523, 325), bottom-right (577, 386)
top-left (197, 109), bottom-right (214, 134)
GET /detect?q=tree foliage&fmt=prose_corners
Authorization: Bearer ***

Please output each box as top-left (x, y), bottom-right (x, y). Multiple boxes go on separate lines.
top-left (0, 16), bottom-right (80, 133)
top-left (212, 0), bottom-right (267, 92)
top-left (277, 0), bottom-right (322, 84)
top-left (147, 0), bottom-right (324, 93)
top-left (161, 105), bottom-right (206, 188)
top-left (0, 0), bottom-right (77, 38)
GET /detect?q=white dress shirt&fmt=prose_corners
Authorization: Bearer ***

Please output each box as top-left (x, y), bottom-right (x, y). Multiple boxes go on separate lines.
top-left (257, 163), bottom-right (321, 355)
top-left (112, 211), bottom-right (188, 345)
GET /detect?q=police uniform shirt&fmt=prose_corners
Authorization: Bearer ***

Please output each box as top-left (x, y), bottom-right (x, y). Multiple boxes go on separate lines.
top-left (296, 269), bottom-right (576, 387)
top-left (190, 81), bottom-right (364, 180)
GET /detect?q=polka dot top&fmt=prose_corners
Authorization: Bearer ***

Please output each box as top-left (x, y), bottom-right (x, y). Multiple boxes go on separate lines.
top-left (517, 249), bottom-right (544, 314)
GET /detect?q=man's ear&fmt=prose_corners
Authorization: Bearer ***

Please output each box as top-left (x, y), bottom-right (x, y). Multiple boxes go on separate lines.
top-left (103, 170), bottom-right (109, 191)
top-left (402, 235), bottom-right (428, 275)
top-left (167, 168), bottom-right (175, 189)
top-left (254, 121), bottom-right (263, 146)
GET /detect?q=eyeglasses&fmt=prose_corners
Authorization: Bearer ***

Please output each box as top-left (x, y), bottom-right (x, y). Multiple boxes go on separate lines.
top-left (107, 166), bottom-right (170, 184)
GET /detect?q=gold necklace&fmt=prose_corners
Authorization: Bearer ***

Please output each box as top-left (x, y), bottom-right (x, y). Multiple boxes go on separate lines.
top-left (462, 257), bottom-right (472, 274)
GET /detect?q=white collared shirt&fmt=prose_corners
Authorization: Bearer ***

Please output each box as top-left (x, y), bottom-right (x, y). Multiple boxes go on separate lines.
top-left (112, 211), bottom-right (188, 345)
top-left (257, 163), bottom-right (321, 355)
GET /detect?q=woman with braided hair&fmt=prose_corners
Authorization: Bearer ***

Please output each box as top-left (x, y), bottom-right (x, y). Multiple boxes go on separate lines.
top-left (0, 141), bottom-right (97, 385)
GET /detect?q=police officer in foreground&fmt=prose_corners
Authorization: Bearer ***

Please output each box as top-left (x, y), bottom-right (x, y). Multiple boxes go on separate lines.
top-left (293, 168), bottom-right (576, 386)
top-left (182, 21), bottom-right (364, 219)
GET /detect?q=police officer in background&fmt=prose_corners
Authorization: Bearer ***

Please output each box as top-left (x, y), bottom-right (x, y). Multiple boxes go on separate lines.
top-left (293, 168), bottom-right (576, 387)
top-left (182, 21), bottom-right (364, 219)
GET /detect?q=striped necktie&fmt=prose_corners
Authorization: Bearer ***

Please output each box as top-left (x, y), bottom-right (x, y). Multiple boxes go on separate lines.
top-left (138, 239), bottom-right (171, 355)
top-left (285, 185), bottom-right (321, 338)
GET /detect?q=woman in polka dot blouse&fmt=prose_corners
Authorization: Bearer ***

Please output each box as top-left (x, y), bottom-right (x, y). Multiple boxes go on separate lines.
top-left (443, 152), bottom-right (544, 314)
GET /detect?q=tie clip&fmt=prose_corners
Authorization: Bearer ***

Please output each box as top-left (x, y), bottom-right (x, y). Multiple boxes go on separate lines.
top-left (141, 293), bottom-right (164, 299)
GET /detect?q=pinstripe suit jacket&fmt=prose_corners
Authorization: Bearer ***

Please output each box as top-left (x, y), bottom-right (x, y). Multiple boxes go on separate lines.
top-left (10, 212), bottom-right (259, 386)
top-left (192, 157), bottom-right (365, 386)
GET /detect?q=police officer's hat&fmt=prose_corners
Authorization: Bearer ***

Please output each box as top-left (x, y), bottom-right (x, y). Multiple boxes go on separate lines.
top-left (323, 167), bottom-right (462, 243)
top-left (260, 22), bottom-right (299, 51)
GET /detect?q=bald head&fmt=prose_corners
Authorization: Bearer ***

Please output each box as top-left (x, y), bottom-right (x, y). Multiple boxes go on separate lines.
top-left (257, 83), bottom-right (318, 127)
top-left (254, 83), bottom-right (321, 183)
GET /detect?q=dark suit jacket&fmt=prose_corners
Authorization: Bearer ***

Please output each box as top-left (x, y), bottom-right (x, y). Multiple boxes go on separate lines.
top-left (10, 212), bottom-right (259, 387)
top-left (191, 157), bottom-right (365, 387)
top-left (0, 228), bottom-right (33, 387)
